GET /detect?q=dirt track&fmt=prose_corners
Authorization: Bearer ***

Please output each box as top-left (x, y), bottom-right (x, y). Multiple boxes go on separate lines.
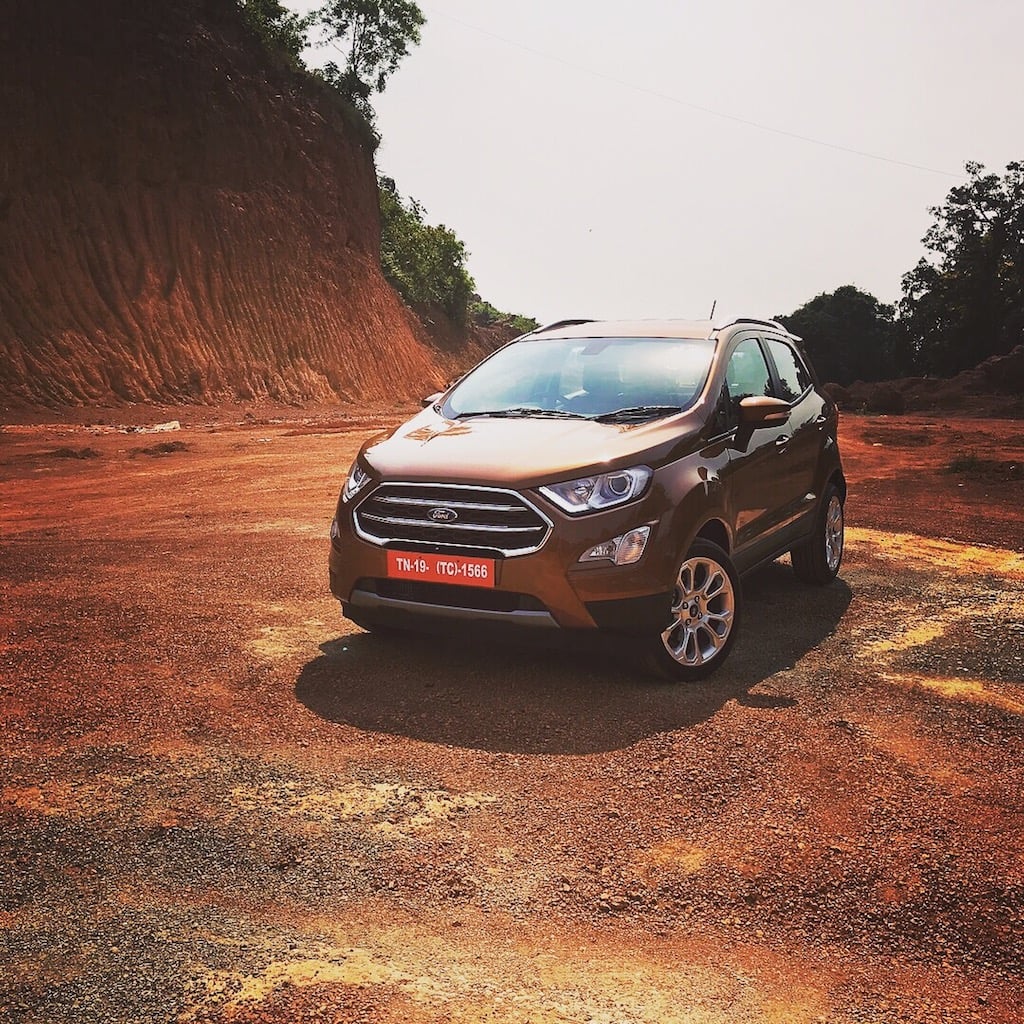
top-left (1, 410), bottom-right (1022, 1023)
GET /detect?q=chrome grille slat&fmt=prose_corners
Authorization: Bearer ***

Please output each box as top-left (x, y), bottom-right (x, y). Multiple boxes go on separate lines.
top-left (374, 495), bottom-right (526, 513)
top-left (354, 482), bottom-right (551, 557)
top-left (361, 513), bottom-right (540, 534)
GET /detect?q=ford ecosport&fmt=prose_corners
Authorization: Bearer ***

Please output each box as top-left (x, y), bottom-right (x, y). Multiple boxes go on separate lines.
top-left (329, 318), bottom-right (845, 681)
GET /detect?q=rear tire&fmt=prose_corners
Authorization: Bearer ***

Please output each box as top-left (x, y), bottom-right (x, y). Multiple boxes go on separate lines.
top-left (791, 483), bottom-right (844, 584)
top-left (645, 539), bottom-right (742, 682)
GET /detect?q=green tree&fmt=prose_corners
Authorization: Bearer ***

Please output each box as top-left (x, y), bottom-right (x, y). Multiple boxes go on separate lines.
top-left (776, 286), bottom-right (897, 385)
top-left (379, 176), bottom-right (475, 322)
top-left (898, 160), bottom-right (1024, 376)
top-left (315, 0), bottom-right (424, 112)
top-left (238, 0), bottom-right (312, 65)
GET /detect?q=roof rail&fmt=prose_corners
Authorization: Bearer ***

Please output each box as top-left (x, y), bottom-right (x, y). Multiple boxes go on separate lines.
top-left (716, 316), bottom-right (791, 334)
top-left (530, 318), bottom-right (596, 334)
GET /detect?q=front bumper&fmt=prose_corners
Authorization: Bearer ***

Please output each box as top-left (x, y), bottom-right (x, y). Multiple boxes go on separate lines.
top-left (329, 489), bottom-right (678, 633)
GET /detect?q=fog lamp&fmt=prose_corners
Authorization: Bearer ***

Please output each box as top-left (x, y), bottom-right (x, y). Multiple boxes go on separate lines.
top-left (579, 525), bottom-right (651, 566)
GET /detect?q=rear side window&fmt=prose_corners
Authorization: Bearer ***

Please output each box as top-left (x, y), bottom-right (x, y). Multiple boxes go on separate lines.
top-left (766, 338), bottom-right (813, 401)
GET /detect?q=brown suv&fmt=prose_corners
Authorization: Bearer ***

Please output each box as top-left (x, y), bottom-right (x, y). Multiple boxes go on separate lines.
top-left (329, 318), bottom-right (845, 680)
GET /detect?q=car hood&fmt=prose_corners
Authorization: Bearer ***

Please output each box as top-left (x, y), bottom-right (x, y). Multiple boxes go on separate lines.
top-left (361, 407), bottom-right (705, 486)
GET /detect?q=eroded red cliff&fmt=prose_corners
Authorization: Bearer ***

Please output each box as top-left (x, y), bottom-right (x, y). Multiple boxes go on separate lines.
top-left (0, 0), bottom-right (472, 408)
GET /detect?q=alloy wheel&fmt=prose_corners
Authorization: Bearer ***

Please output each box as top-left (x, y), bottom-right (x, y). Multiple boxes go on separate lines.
top-left (825, 494), bottom-right (844, 572)
top-left (661, 555), bottom-right (736, 666)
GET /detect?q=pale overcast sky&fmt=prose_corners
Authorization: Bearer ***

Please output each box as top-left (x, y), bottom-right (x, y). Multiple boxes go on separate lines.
top-left (287, 0), bottom-right (1023, 325)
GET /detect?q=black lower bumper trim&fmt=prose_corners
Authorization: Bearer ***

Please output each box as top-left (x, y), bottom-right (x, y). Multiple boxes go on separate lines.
top-left (344, 589), bottom-right (559, 635)
top-left (584, 592), bottom-right (672, 634)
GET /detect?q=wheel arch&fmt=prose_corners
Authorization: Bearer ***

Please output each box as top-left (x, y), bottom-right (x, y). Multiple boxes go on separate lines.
top-left (693, 517), bottom-right (731, 554)
top-left (829, 469), bottom-right (847, 503)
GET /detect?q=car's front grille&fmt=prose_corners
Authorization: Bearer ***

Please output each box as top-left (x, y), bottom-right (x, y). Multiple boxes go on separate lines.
top-left (353, 483), bottom-right (551, 556)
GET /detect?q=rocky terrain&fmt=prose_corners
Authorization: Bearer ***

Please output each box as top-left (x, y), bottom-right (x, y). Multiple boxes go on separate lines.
top-left (1, 409), bottom-right (1021, 1022)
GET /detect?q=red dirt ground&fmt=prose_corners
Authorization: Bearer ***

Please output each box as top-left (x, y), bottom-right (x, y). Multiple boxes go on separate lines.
top-left (1, 407), bottom-right (1022, 1023)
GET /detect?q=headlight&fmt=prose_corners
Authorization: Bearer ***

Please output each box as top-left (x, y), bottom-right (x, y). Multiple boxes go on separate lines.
top-left (342, 462), bottom-right (372, 502)
top-left (539, 466), bottom-right (652, 515)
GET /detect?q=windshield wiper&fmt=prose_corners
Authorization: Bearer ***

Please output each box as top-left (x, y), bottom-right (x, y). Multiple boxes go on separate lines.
top-left (454, 407), bottom-right (590, 420)
top-left (592, 405), bottom-right (683, 424)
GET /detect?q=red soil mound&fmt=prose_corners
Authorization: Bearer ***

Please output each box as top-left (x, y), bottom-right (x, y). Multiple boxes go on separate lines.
top-left (829, 346), bottom-right (1024, 418)
top-left (0, 0), bottom-right (495, 409)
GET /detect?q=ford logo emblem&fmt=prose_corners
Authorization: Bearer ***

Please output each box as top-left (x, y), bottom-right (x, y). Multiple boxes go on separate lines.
top-left (429, 507), bottom-right (459, 523)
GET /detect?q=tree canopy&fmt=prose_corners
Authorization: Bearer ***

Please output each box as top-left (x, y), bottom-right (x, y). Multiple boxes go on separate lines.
top-left (315, 0), bottom-right (425, 113)
top-left (237, 0), bottom-right (424, 117)
top-left (778, 162), bottom-right (1023, 385)
top-left (238, 0), bottom-right (312, 66)
top-left (776, 286), bottom-right (897, 385)
top-left (897, 161), bottom-right (1024, 377)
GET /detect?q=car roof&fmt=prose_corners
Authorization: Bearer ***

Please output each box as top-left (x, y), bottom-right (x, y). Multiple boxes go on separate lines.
top-left (531, 319), bottom-right (715, 340)
top-left (527, 317), bottom-right (798, 341)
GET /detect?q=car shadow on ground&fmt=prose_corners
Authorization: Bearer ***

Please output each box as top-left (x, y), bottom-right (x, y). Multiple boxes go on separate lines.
top-left (294, 562), bottom-right (853, 755)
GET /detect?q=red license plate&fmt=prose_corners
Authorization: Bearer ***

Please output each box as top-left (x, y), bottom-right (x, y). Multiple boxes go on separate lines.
top-left (386, 551), bottom-right (496, 588)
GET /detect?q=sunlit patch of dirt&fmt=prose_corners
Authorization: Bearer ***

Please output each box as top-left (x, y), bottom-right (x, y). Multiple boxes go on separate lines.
top-left (194, 953), bottom-right (398, 1015)
top-left (863, 618), bottom-right (949, 656)
top-left (228, 780), bottom-right (497, 837)
top-left (176, 906), bottom-right (832, 1024)
top-left (250, 621), bottom-right (328, 661)
top-left (882, 672), bottom-right (1024, 716)
top-left (848, 528), bottom-right (1024, 703)
top-left (847, 527), bottom-right (1024, 581)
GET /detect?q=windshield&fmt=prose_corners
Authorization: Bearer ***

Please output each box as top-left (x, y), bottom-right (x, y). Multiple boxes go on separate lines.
top-left (441, 336), bottom-right (716, 422)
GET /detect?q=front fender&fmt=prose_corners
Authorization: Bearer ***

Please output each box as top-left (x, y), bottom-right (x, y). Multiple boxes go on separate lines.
top-left (652, 439), bottom-right (733, 581)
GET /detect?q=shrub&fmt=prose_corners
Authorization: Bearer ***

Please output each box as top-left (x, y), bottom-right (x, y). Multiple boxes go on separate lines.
top-left (378, 177), bottom-right (475, 322)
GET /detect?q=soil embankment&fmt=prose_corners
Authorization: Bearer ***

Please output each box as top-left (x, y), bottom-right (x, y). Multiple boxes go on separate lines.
top-left (0, 0), bottom-right (498, 410)
top-left (828, 346), bottom-right (1024, 418)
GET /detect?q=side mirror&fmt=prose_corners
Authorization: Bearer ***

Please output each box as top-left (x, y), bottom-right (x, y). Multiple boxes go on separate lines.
top-left (739, 396), bottom-right (789, 427)
top-left (421, 392), bottom-right (443, 408)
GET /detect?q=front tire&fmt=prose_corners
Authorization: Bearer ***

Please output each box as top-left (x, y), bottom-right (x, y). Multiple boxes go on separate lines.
top-left (791, 483), bottom-right (844, 584)
top-left (645, 539), bottom-right (742, 682)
